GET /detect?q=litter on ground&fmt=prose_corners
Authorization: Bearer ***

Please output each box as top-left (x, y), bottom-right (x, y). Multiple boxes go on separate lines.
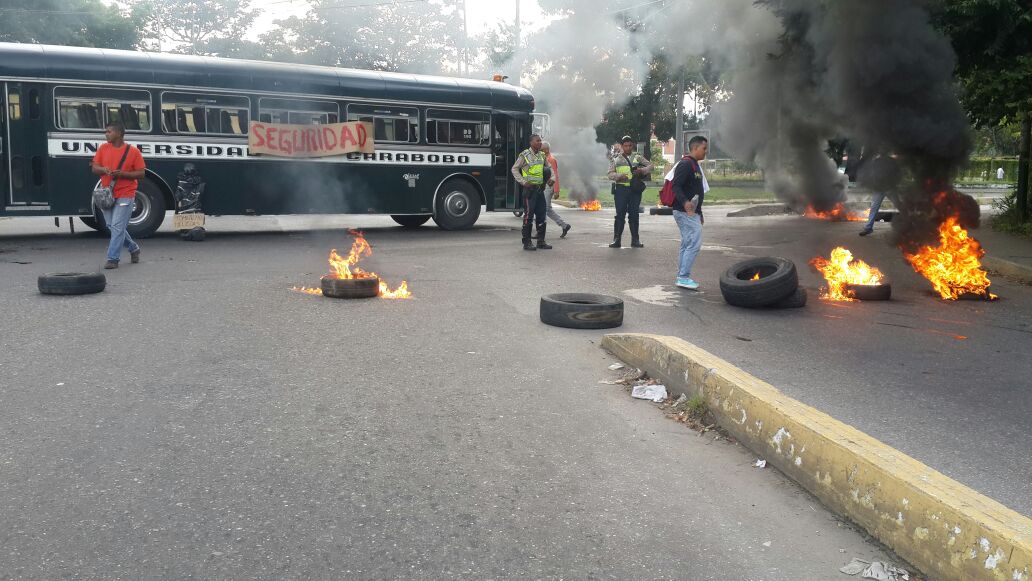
top-left (631, 384), bottom-right (668, 402)
top-left (840, 558), bottom-right (910, 580)
top-left (753, 459), bottom-right (767, 468)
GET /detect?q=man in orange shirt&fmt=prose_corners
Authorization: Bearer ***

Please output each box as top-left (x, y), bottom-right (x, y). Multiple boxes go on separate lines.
top-left (91, 122), bottom-right (146, 269)
top-left (541, 141), bottom-right (571, 238)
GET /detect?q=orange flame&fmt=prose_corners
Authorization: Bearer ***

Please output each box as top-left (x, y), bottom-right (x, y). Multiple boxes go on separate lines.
top-left (804, 203), bottom-right (869, 222)
top-left (903, 217), bottom-right (995, 301)
top-left (580, 199), bottom-right (602, 211)
top-left (293, 230), bottom-right (412, 299)
top-left (810, 247), bottom-right (885, 301)
top-left (750, 272), bottom-right (761, 281)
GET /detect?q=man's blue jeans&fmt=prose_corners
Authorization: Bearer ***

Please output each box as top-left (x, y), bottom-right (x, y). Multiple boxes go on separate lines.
top-left (673, 210), bottom-right (703, 279)
top-left (863, 192), bottom-right (886, 232)
top-left (102, 198), bottom-right (140, 262)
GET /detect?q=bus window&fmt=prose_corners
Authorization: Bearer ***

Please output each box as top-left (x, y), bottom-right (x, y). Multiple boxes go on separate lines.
top-left (58, 100), bottom-right (102, 129)
top-left (259, 98), bottom-right (338, 125)
top-left (162, 92), bottom-right (250, 135)
top-left (346, 104), bottom-right (419, 144)
top-left (105, 102), bottom-right (151, 131)
top-left (54, 87), bottom-right (151, 132)
top-left (426, 109), bottom-right (490, 146)
top-left (8, 88), bottom-right (21, 121)
top-left (29, 89), bottom-right (40, 120)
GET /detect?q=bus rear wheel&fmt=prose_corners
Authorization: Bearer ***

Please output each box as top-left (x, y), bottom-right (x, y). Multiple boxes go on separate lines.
top-left (80, 215), bottom-right (105, 232)
top-left (127, 180), bottom-right (167, 239)
top-left (432, 180), bottom-right (481, 230)
top-left (391, 215), bottom-right (431, 228)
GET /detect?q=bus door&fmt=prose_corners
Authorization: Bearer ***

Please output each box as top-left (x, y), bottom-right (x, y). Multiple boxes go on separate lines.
top-left (5, 82), bottom-right (49, 205)
top-left (492, 112), bottom-right (529, 210)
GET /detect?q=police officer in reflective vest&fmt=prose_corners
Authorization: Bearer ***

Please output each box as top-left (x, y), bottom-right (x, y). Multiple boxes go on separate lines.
top-left (607, 135), bottom-right (653, 248)
top-left (511, 133), bottom-right (556, 251)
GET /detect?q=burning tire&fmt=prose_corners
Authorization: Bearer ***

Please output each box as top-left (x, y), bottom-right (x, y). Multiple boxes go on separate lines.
top-left (719, 257), bottom-right (799, 308)
top-left (321, 276), bottom-right (378, 299)
top-left (38, 272), bottom-right (106, 296)
top-left (770, 287), bottom-right (808, 309)
top-left (540, 293), bottom-right (623, 330)
top-left (391, 215), bottom-right (431, 228)
top-left (433, 179), bottom-right (481, 230)
top-left (845, 282), bottom-right (892, 301)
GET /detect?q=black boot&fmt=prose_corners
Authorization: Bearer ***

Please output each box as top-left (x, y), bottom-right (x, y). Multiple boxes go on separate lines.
top-left (630, 219), bottom-right (643, 248)
top-left (521, 213), bottom-right (535, 250)
top-left (611, 218), bottom-right (624, 248)
top-left (537, 224), bottom-right (552, 249)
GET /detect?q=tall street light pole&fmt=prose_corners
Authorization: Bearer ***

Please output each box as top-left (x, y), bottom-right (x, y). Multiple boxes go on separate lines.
top-left (514, 0), bottom-right (521, 82)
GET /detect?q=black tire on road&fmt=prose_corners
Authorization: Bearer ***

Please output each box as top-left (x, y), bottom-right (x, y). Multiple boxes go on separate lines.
top-left (433, 179), bottom-right (482, 230)
top-left (769, 287), bottom-right (808, 309)
top-left (38, 272), bottom-right (106, 295)
top-left (321, 276), bottom-right (379, 299)
top-left (719, 257), bottom-right (799, 308)
top-left (540, 293), bottom-right (624, 330)
top-left (391, 215), bottom-right (432, 228)
top-left (845, 283), bottom-right (892, 301)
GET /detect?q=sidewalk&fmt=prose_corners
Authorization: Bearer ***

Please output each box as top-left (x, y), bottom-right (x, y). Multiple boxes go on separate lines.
top-left (974, 225), bottom-right (1032, 284)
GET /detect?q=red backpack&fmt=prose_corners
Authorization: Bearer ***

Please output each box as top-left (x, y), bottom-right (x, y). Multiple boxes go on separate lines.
top-left (659, 155), bottom-right (694, 207)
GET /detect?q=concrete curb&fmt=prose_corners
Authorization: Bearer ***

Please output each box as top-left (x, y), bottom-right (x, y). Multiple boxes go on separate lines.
top-left (984, 256), bottom-right (1032, 285)
top-left (601, 333), bottom-right (1032, 581)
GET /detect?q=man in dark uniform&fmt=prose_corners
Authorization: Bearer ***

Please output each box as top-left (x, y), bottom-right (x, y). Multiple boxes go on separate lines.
top-left (511, 134), bottom-right (556, 251)
top-left (607, 135), bottom-right (653, 248)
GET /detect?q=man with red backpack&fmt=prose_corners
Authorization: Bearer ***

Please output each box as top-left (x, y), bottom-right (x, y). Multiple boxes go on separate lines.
top-left (669, 135), bottom-right (710, 290)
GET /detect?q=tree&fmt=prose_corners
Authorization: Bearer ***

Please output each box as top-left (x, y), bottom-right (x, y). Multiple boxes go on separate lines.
top-left (135, 0), bottom-right (260, 56)
top-left (594, 55), bottom-right (714, 159)
top-left (260, 0), bottom-right (463, 73)
top-left (0, 0), bottom-right (142, 49)
top-left (474, 22), bottom-right (517, 74)
top-left (936, 0), bottom-right (1032, 220)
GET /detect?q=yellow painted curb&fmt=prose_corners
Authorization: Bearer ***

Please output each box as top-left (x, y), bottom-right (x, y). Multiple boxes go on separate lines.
top-left (602, 333), bottom-right (1032, 581)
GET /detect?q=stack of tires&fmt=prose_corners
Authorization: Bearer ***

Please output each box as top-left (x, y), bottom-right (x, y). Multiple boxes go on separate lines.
top-left (719, 257), bottom-right (807, 309)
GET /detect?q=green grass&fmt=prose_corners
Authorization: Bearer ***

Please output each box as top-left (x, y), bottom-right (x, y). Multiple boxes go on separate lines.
top-left (558, 186), bottom-right (776, 207)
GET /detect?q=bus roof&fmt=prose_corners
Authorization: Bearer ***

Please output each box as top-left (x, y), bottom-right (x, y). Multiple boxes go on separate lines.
top-left (0, 42), bottom-right (535, 112)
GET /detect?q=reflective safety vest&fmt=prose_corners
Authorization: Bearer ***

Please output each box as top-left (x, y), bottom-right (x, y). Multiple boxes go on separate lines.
top-left (520, 149), bottom-right (546, 185)
top-left (613, 153), bottom-right (645, 182)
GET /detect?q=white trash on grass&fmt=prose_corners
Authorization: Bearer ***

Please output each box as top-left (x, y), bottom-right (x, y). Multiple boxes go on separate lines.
top-left (631, 384), bottom-right (667, 402)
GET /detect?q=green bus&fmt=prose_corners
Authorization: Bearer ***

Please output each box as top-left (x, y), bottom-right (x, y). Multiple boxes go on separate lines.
top-left (0, 42), bottom-right (544, 237)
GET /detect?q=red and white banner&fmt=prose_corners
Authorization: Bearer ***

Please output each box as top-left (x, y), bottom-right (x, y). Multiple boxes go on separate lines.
top-left (248, 121), bottom-right (374, 157)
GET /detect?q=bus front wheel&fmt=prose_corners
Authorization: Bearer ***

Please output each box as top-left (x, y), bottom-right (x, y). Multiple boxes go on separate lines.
top-left (432, 180), bottom-right (481, 230)
top-left (391, 215), bottom-right (431, 228)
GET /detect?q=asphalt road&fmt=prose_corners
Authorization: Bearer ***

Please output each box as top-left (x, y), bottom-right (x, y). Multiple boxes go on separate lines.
top-left (4, 204), bottom-right (1023, 579)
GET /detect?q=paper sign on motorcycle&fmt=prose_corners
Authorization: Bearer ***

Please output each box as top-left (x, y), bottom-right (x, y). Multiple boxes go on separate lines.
top-left (248, 120), bottom-right (374, 158)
